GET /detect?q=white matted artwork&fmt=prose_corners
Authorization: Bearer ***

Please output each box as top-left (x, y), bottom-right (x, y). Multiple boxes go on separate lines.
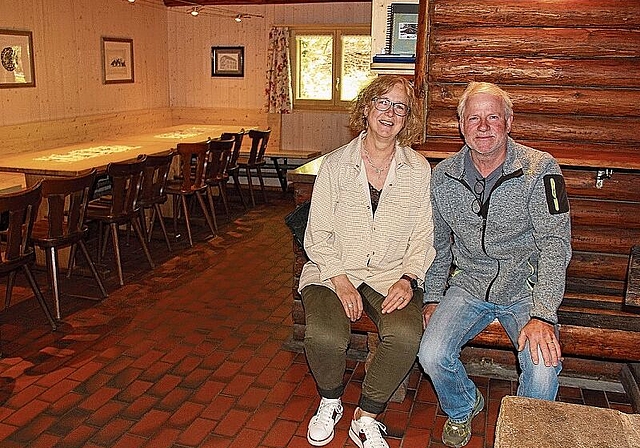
top-left (0, 29), bottom-right (35, 88)
top-left (102, 37), bottom-right (134, 84)
top-left (211, 46), bottom-right (244, 77)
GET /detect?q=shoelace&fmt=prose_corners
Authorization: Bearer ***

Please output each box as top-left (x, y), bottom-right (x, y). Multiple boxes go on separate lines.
top-left (313, 401), bottom-right (342, 428)
top-left (445, 420), bottom-right (469, 436)
top-left (360, 419), bottom-right (388, 448)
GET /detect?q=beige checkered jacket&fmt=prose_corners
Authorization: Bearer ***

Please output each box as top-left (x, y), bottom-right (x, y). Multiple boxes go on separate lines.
top-left (299, 133), bottom-right (435, 296)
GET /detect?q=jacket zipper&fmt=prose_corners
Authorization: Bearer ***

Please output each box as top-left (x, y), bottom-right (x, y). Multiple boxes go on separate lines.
top-left (445, 168), bottom-right (524, 301)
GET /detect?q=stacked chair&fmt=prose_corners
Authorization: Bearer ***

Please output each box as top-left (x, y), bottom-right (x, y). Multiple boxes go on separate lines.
top-left (205, 137), bottom-right (235, 228)
top-left (0, 182), bottom-right (57, 353)
top-left (86, 157), bottom-right (155, 286)
top-left (237, 128), bottom-right (271, 207)
top-left (165, 142), bottom-right (217, 247)
top-left (31, 170), bottom-right (108, 320)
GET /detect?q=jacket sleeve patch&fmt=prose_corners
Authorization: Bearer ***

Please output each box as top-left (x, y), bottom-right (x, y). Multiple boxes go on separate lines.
top-left (543, 174), bottom-right (569, 215)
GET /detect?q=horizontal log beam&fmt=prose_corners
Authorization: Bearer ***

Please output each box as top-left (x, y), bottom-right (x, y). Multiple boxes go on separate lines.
top-left (431, 0), bottom-right (640, 28)
top-left (164, 0), bottom-right (366, 4)
top-left (471, 320), bottom-right (640, 362)
top-left (432, 28), bottom-right (640, 58)
top-left (429, 56), bottom-right (640, 88)
top-left (428, 84), bottom-right (640, 117)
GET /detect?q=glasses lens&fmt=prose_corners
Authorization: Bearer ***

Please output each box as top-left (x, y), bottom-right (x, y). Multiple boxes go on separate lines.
top-left (393, 103), bottom-right (408, 116)
top-left (474, 178), bottom-right (485, 195)
top-left (373, 98), bottom-right (391, 112)
top-left (472, 198), bottom-right (481, 215)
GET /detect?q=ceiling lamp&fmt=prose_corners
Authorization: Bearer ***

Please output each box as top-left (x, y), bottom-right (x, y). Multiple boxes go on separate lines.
top-left (235, 14), bottom-right (243, 22)
top-left (189, 6), bottom-right (201, 16)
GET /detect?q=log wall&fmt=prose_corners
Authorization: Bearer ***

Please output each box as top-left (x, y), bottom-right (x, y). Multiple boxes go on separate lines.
top-left (410, 0), bottom-right (640, 380)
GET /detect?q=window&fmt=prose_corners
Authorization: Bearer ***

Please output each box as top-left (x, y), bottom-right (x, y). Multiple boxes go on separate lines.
top-left (291, 25), bottom-right (375, 110)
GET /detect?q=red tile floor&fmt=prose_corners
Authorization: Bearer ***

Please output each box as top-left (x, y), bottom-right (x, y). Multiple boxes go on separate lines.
top-left (0, 190), bottom-right (634, 447)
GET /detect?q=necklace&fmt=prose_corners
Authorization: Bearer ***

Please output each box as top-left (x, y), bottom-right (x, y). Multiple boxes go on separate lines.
top-left (363, 147), bottom-right (394, 176)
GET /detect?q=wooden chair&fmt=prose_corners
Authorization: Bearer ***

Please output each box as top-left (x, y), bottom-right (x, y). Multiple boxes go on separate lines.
top-left (205, 137), bottom-right (235, 227)
top-left (138, 151), bottom-right (175, 252)
top-left (237, 128), bottom-right (271, 207)
top-left (86, 157), bottom-right (155, 286)
top-left (0, 182), bottom-right (57, 336)
top-left (220, 130), bottom-right (247, 209)
top-left (31, 170), bottom-right (108, 320)
top-left (165, 142), bottom-right (217, 247)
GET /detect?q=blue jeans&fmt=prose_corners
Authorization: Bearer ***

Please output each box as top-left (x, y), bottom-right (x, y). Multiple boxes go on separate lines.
top-left (418, 286), bottom-right (561, 422)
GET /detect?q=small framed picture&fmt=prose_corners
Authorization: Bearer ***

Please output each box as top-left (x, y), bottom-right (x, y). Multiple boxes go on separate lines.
top-left (211, 46), bottom-right (244, 77)
top-left (0, 29), bottom-right (35, 88)
top-left (102, 37), bottom-right (134, 84)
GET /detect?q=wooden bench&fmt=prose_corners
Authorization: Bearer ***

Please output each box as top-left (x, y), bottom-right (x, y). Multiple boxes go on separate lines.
top-left (289, 158), bottom-right (640, 407)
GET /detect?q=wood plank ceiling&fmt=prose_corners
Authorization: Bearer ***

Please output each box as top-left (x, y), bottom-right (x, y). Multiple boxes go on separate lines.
top-left (163, 0), bottom-right (366, 5)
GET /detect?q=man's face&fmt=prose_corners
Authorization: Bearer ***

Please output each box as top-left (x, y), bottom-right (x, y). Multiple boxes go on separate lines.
top-left (460, 93), bottom-right (512, 158)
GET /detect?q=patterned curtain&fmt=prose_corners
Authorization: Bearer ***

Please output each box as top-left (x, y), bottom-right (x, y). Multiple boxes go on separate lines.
top-left (265, 27), bottom-right (292, 114)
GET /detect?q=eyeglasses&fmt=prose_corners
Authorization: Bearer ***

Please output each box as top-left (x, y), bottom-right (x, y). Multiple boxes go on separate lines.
top-left (371, 97), bottom-right (409, 117)
top-left (471, 178), bottom-right (485, 215)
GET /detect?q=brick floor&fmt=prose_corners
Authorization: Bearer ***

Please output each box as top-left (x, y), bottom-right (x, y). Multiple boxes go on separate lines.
top-left (0, 190), bottom-right (634, 447)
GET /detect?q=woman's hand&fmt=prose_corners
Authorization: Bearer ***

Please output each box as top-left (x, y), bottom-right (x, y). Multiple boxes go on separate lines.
top-left (382, 278), bottom-right (414, 314)
top-left (331, 274), bottom-right (363, 321)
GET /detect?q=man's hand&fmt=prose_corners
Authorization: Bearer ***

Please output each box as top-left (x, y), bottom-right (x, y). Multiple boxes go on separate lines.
top-left (330, 274), bottom-right (363, 321)
top-left (517, 318), bottom-right (562, 367)
top-left (422, 303), bottom-right (438, 329)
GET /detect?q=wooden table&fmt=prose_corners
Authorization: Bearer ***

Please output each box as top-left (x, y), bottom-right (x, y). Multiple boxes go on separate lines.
top-left (116, 124), bottom-right (253, 145)
top-left (0, 172), bottom-right (26, 194)
top-left (244, 149), bottom-right (322, 192)
top-left (0, 140), bottom-right (181, 185)
top-left (0, 124), bottom-right (257, 185)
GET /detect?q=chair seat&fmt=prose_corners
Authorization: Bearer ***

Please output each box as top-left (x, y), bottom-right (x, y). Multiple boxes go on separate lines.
top-left (165, 180), bottom-right (208, 195)
top-left (86, 201), bottom-right (139, 223)
top-left (31, 223), bottom-right (89, 248)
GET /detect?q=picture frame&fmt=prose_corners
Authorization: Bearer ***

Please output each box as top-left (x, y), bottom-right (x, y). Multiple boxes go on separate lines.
top-left (0, 29), bottom-right (35, 88)
top-left (211, 46), bottom-right (244, 77)
top-left (102, 37), bottom-right (134, 84)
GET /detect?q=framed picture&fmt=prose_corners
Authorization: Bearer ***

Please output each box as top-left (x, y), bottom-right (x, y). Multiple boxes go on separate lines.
top-left (0, 29), bottom-right (35, 88)
top-left (211, 46), bottom-right (244, 77)
top-left (102, 37), bottom-right (134, 84)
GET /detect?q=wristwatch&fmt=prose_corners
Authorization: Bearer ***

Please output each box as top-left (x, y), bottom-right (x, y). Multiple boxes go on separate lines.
top-left (400, 274), bottom-right (419, 291)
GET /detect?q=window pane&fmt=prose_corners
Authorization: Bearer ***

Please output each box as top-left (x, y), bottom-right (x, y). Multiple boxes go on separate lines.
top-left (296, 35), bottom-right (333, 101)
top-left (340, 35), bottom-right (375, 102)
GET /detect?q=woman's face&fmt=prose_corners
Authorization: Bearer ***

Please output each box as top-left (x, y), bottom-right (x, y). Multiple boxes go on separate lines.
top-left (364, 83), bottom-right (408, 142)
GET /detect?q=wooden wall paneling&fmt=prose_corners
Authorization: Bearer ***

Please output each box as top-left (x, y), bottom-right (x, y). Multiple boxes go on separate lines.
top-left (430, 0), bottom-right (640, 28)
top-left (428, 84), bottom-right (640, 117)
top-left (428, 56), bottom-right (639, 88)
top-left (0, 108), bottom-right (172, 156)
top-left (432, 27), bottom-right (640, 57)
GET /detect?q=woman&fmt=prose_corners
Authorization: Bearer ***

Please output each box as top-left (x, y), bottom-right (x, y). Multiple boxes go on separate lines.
top-left (299, 75), bottom-right (436, 448)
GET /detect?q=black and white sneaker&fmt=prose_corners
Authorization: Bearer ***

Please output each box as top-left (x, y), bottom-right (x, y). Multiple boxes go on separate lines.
top-left (348, 415), bottom-right (389, 448)
top-left (307, 397), bottom-right (343, 446)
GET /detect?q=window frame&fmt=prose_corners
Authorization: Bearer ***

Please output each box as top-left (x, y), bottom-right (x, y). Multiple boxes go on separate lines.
top-left (290, 24), bottom-right (372, 112)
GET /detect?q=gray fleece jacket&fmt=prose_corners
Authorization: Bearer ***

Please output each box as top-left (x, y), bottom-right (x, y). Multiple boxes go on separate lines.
top-left (424, 138), bottom-right (572, 324)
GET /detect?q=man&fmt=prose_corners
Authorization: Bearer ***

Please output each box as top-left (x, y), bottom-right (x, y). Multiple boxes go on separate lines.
top-left (418, 82), bottom-right (572, 448)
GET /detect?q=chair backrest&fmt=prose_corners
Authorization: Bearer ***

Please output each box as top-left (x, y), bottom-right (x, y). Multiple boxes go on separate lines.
top-left (246, 128), bottom-right (271, 165)
top-left (175, 142), bottom-right (209, 191)
top-left (105, 157), bottom-right (147, 217)
top-left (0, 182), bottom-right (42, 269)
top-left (138, 150), bottom-right (175, 207)
top-left (205, 138), bottom-right (234, 183)
top-left (36, 169), bottom-right (97, 243)
top-left (220, 130), bottom-right (245, 169)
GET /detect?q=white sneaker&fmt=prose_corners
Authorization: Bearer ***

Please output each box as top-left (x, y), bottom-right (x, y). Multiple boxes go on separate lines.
top-left (348, 415), bottom-right (389, 448)
top-left (307, 397), bottom-right (343, 446)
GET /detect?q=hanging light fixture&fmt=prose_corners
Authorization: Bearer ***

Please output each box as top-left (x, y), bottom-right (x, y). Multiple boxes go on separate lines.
top-left (235, 14), bottom-right (243, 22)
top-left (189, 6), bottom-right (201, 16)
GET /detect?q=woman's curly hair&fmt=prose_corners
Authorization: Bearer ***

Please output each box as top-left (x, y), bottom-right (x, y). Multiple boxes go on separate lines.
top-left (349, 75), bottom-right (423, 147)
